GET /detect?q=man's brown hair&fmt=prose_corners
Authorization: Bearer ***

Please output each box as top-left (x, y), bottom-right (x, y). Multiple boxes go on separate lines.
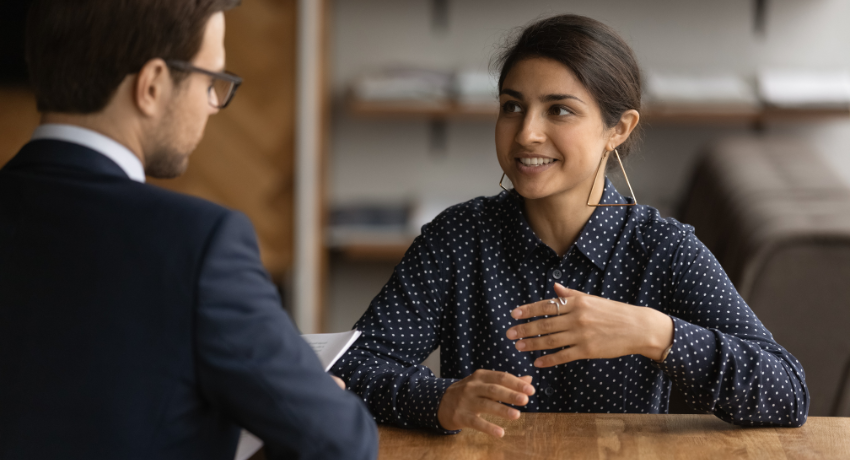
top-left (26, 0), bottom-right (241, 114)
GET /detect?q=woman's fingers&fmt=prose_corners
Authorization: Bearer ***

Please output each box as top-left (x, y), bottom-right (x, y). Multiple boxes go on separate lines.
top-left (461, 411), bottom-right (506, 438)
top-left (510, 298), bottom-right (562, 320)
top-left (478, 369), bottom-right (536, 397)
top-left (511, 286), bottom-right (580, 320)
top-left (459, 396), bottom-right (521, 438)
top-left (533, 345), bottom-right (586, 368)
top-left (438, 370), bottom-right (533, 435)
top-left (472, 397), bottom-right (522, 421)
top-left (507, 315), bottom-right (570, 340)
top-left (553, 282), bottom-right (572, 298)
top-left (514, 330), bottom-right (576, 352)
top-left (331, 375), bottom-right (346, 389)
top-left (478, 382), bottom-right (531, 406)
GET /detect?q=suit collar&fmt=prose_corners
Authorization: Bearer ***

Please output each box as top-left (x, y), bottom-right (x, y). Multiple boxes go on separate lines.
top-left (3, 139), bottom-right (134, 181)
top-left (31, 124), bottom-right (145, 183)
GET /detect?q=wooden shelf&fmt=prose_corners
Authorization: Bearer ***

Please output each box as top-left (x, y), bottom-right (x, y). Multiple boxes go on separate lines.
top-left (644, 107), bottom-right (850, 125)
top-left (327, 228), bottom-right (415, 263)
top-left (761, 107), bottom-right (850, 121)
top-left (331, 242), bottom-right (412, 262)
top-left (348, 96), bottom-right (497, 120)
top-left (348, 96), bottom-right (850, 125)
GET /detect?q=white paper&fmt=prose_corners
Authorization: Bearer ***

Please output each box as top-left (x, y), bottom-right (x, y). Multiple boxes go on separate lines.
top-left (301, 330), bottom-right (362, 371)
top-left (234, 330), bottom-right (361, 459)
top-left (234, 430), bottom-right (263, 460)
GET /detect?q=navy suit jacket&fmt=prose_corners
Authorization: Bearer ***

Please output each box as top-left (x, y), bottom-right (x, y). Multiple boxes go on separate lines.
top-left (0, 140), bottom-right (378, 460)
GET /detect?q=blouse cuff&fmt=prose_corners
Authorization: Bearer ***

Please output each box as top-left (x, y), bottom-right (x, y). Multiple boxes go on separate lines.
top-left (653, 316), bottom-right (721, 411)
top-left (402, 376), bottom-right (460, 434)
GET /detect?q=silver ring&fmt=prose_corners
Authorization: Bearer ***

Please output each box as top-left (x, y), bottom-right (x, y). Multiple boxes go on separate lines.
top-left (548, 299), bottom-right (560, 316)
top-left (559, 297), bottom-right (568, 306)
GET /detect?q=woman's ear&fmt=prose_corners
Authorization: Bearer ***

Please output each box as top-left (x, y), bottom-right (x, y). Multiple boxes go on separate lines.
top-left (607, 109), bottom-right (640, 151)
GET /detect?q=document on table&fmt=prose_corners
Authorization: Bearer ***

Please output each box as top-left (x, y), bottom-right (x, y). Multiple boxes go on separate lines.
top-left (301, 330), bottom-right (362, 371)
top-left (234, 330), bottom-right (362, 460)
top-left (234, 431), bottom-right (263, 460)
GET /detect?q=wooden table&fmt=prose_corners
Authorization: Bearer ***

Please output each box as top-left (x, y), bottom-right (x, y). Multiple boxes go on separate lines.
top-left (378, 414), bottom-right (850, 459)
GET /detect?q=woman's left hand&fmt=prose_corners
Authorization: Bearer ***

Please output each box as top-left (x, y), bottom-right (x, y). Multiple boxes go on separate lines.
top-left (506, 283), bottom-right (673, 368)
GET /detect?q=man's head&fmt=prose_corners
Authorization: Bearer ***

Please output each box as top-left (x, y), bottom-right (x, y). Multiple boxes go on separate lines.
top-left (26, 0), bottom-right (241, 178)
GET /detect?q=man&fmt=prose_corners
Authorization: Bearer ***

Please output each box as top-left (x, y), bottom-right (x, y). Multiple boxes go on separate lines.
top-left (0, 1), bottom-right (377, 459)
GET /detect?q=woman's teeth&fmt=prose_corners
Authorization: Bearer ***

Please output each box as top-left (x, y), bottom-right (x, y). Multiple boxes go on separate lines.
top-left (519, 157), bottom-right (555, 166)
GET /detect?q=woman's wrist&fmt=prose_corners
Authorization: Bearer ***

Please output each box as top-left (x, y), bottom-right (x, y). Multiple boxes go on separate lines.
top-left (636, 307), bottom-right (674, 361)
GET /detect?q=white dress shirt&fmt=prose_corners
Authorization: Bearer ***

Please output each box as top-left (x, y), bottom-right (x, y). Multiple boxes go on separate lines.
top-left (31, 124), bottom-right (146, 183)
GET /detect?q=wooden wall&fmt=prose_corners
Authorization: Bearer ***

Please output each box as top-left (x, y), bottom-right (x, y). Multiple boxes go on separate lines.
top-left (150, 0), bottom-right (297, 279)
top-left (0, 88), bottom-right (39, 165)
top-left (0, 1), bottom-right (299, 281)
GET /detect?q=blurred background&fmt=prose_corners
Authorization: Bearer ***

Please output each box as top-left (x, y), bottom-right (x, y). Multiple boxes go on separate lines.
top-left (2, 0), bottom-right (849, 416)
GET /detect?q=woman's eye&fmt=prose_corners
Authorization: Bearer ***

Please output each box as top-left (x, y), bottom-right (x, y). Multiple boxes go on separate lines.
top-left (549, 105), bottom-right (572, 116)
top-left (501, 101), bottom-right (522, 113)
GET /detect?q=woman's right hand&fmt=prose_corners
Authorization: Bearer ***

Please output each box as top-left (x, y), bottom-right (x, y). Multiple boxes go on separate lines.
top-left (437, 369), bottom-right (535, 438)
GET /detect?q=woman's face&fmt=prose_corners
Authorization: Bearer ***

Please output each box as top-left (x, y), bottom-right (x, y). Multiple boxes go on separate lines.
top-left (495, 57), bottom-right (615, 201)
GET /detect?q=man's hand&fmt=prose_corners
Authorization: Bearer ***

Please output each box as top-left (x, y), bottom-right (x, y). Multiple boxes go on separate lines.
top-left (437, 370), bottom-right (535, 438)
top-left (506, 283), bottom-right (674, 367)
top-left (331, 375), bottom-right (346, 390)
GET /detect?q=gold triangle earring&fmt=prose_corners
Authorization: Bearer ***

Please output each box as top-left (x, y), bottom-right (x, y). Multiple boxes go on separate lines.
top-left (499, 173), bottom-right (510, 192)
top-left (586, 149), bottom-right (637, 207)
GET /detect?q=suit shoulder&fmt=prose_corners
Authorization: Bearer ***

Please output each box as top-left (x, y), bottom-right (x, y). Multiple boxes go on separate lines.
top-left (118, 183), bottom-right (254, 243)
top-left (137, 183), bottom-right (233, 221)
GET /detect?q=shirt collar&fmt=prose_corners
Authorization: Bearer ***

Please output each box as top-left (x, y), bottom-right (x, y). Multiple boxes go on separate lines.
top-left (573, 179), bottom-right (630, 271)
top-left (31, 124), bottom-right (146, 183)
top-left (501, 179), bottom-right (630, 271)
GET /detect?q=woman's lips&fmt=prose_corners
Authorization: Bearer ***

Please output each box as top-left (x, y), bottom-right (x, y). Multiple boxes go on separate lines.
top-left (515, 157), bottom-right (557, 174)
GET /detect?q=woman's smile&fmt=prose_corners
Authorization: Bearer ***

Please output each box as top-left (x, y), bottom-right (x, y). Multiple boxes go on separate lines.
top-left (515, 156), bottom-right (557, 174)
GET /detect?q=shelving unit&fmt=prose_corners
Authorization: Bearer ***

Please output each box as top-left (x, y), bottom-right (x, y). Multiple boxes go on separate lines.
top-left (332, 241), bottom-right (412, 262)
top-left (332, 96), bottom-right (850, 265)
top-left (348, 95), bottom-right (498, 119)
top-left (348, 95), bottom-right (850, 125)
top-left (316, 0), bottom-right (850, 332)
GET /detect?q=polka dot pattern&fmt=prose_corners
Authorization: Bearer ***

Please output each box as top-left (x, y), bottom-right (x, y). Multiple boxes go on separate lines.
top-left (332, 179), bottom-right (809, 432)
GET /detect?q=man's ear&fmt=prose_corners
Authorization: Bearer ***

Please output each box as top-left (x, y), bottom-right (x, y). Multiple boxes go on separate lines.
top-left (607, 109), bottom-right (640, 151)
top-left (134, 58), bottom-right (172, 118)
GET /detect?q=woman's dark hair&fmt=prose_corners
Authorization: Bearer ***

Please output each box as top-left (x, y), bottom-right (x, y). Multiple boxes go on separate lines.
top-left (494, 14), bottom-right (642, 156)
top-left (26, 0), bottom-right (241, 114)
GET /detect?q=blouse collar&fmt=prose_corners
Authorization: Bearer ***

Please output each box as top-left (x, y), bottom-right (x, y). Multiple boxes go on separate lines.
top-left (500, 178), bottom-right (631, 271)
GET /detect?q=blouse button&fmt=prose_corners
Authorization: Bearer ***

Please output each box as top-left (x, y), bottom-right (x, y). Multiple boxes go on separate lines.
top-left (552, 270), bottom-right (562, 279)
top-left (544, 387), bottom-right (555, 396)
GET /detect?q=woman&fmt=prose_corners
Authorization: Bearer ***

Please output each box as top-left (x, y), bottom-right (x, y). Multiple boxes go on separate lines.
top-left (332, 14), bottom-right (809, 438)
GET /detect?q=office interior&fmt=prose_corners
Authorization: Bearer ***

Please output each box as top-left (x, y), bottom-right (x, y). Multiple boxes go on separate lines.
top-left (1, 0), bottom-right (849, 419)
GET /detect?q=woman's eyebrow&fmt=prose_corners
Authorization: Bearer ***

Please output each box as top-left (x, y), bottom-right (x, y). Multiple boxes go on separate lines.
top-left (499, 89), bottom-right (585, 105)
top-left (541, 93), bottom-right (585, 104)
top-left (499, 88), bottom-right (523, 100)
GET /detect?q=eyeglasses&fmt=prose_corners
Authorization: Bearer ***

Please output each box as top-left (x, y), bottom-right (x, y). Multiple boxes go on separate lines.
top-left (165, 60), bottom-right (243, 109)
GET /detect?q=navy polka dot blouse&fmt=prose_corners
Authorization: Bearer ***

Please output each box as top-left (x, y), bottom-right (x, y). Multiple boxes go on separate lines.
top-left (332, 179), bottom-right (809, 432)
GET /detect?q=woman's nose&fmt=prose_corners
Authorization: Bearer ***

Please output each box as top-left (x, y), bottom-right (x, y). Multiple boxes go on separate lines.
top-left (515, 113), bottom-right (546, 147)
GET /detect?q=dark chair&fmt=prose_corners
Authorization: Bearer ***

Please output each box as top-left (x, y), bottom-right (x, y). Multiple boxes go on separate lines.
top-left (678, 136), bottom-right (850, 417)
